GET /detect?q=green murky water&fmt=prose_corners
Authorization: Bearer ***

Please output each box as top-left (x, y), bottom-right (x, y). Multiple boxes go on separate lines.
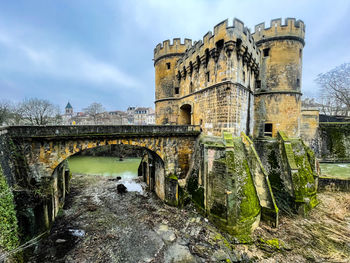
top-left (67, 156), bottom-right (143, 192)
top-left (319, 163), bottom-right (350, 179)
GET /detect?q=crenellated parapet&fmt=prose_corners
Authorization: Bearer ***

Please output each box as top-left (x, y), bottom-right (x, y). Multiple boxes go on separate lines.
top-left (154, 38), bottom-right (192, 64)
top-left (252, 18), bottom-right (305, 46)
top-left (176, 18), bottom-right (260, 76)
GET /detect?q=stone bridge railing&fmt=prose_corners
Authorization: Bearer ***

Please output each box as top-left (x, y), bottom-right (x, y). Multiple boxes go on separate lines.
top-left (1, 125), bottom-right (201, 138)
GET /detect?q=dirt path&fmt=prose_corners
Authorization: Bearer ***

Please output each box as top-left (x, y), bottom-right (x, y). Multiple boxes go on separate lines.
top-left (26, 174), bottom-right (350, 262)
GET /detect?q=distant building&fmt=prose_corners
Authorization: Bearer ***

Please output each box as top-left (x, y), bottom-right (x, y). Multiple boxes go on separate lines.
top-left (146, 113), bottom-right (155, 125)
top-left (65, 102), bottom-right (73, 115)
top-left (134, 107), bottom-right (154, 125)
top-left (61, 104), bottom-right (155, 125)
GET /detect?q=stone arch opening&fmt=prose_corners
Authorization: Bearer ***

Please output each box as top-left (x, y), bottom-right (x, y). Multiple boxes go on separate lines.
top-left (179, 104), bottom-right (192, 125)
top-left (55, 143), bottom-right (166, 195)
top-left (35, 143), bottom-right (166, 232)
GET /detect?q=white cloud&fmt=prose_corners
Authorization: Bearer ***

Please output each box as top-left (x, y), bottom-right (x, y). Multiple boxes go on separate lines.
top-left (0, 27), bottom-right (141, 90)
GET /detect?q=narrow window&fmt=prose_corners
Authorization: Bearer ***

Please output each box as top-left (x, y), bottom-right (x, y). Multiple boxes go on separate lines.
top-left (190, 82), bottom-right (193, 93)
top-left (243, 71), bottom-right (246, 82)
top-left (196, 56), bottom-right (201, 71)
top-left (299, 49), bottom-right (302, 58)
top-left (256, 80), bottom-right (261, 89)
top-left (189, 62), bottom-right (193, 76)
top-left (175, 87), bottom-right (179, 94)
top-left (206, 72), bottom-right (210, 82)
top-left (166, 62), bottom-right (171, 69)
top-left (264, 123), bottom-right (273, 137)
top-left (263, 48), bottom-right (270, 57)
top-left (216, 39), bottom-right (224, 53)
top-left (297, 78), bottom-right (300, 87)
top-left (177, 71), bottom-right (181, 80)
top-left (205, 49), bottom-right (210, 67)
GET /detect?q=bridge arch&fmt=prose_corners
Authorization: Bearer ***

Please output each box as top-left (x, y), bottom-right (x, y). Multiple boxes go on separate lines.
top-left (43, 143), bottom-right (166, 228)
top-left (2, 125), bottom-right (200, 236)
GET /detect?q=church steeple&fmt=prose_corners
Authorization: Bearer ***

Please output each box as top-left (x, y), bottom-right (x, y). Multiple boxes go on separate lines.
top-left (65, 102), bottom-right (73, 115)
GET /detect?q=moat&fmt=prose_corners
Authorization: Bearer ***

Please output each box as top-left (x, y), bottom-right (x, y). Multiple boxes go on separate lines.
top-left (320, 163), bottom-right (350, 179)
top-left (20, 157), bottom-right (350, 263)
top-left (68, 156), bottom-right (143, 193)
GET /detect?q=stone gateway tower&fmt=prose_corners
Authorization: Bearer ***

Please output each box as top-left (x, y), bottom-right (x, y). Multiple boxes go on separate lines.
top-left (252, 18), bottom-right (305, 138)
top-left (154, 39), bottom-right (192, 125)
top-left (154, 18), bottom-right (317, 236)
top-left (154, 18), bottom-right (305, 138)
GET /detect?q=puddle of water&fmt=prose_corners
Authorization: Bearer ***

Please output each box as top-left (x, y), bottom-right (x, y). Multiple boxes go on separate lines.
top-left (68, 156), bottom-right (144, 193)
top-left (319, 163), bottom-right (350, 179)
top-left (69, 229), bottom-right (85, 237)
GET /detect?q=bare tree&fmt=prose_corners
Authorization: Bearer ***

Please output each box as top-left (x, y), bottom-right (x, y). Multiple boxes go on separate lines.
top-left (0, 100), bottom-right (11, 126)
top-left (83, 102), bottom-right (105, 124)
top-left (316, 63), bottom-right (350, 116)
top-left (19, 98), bottom-right (61, 125)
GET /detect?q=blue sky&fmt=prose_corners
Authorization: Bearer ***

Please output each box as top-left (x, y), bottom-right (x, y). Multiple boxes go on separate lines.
top-left (0, 0), bottom-right (349, 112)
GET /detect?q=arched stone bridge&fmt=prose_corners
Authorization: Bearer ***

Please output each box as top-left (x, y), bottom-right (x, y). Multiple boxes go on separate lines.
top-left (0, 125), bottom-right (201, 237)
top-left (6, 125), bottom-right (199, 174)
top-left (2, 125), bottom-right (199, 201)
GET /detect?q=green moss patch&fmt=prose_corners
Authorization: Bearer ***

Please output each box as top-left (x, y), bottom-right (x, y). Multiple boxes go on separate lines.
top-left (0, 167), bottom-right (19, 251)
top-left (258, 238), bottom-right (284, 252)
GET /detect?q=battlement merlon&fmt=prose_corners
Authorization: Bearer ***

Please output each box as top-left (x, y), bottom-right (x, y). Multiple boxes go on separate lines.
top-left (252, 18), bottom-right (305, 45)
top-left (154, 38), bottom-right (192, 63)
top-left (175, 18), bottom-right (260, 70)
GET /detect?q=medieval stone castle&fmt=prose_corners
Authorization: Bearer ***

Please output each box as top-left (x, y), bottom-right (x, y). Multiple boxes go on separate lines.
top-left (154, 18), bottom-right (305, 138)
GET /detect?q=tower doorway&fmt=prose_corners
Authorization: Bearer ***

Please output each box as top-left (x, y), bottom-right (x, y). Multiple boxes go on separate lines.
top-left (179, 104), bottom-right (192, 125)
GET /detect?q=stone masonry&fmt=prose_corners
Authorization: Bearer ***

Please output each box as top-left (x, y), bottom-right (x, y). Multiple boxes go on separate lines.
top-left (154, 18), bottom-right (304, 138)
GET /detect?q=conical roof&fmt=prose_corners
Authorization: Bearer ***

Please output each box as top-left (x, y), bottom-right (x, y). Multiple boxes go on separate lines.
top-left (65, 102), bottom-right (73, 109)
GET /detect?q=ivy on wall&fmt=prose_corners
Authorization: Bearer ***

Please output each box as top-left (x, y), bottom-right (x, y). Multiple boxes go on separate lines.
top-left (0, 167), bottom-right (19, 251)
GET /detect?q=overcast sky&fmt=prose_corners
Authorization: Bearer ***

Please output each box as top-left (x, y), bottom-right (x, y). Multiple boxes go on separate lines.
top-left (0, 0), bottom-right (349, 112)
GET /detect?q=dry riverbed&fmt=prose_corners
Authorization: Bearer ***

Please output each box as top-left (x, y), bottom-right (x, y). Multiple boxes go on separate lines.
top-left (26, 174), bottom-right (350, 262)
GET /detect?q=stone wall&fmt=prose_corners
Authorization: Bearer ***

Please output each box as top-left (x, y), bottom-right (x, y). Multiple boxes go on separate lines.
top-left (254, 132), bottom-right (318, 215)
top-left (156, 82), bottom-right (254, 136)
top-left (300, 110), bottom-right (319, 147)
top-left (254, 93), bottom-right (301, 138)
top-left (317, 123), bottom-right (350, 161)
top-left (184, 133), bottom-right (278, 239)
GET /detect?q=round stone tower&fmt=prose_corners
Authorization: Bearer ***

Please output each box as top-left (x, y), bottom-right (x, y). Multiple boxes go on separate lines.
top-left (252, 18), bottom-right (305, 138)
top-left (154, 38), bottom-right (192, 124)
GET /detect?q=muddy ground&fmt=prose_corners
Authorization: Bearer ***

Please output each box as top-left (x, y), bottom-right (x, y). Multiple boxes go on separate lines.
top-left (26, 174), bottom-right (350, 262)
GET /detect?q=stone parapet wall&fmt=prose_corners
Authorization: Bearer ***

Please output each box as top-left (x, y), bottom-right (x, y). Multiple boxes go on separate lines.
top-left (3, 125), bottom-right (201, 138)
top-left (154, 38), bottom-right (192, 63)
top-left (175, 19), bottom-right (260, 94)
top-left (252, 18), bottom-right (305, 45)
